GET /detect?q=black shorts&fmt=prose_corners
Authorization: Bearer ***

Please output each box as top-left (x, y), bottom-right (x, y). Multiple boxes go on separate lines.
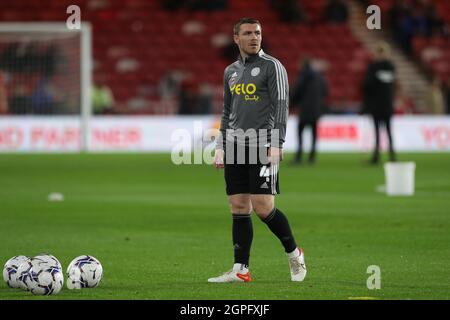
top-left (224, 144), bottom-right (280, 195)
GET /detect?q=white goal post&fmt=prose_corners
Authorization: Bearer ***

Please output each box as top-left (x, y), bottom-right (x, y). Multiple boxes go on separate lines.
top-left (0, 22), bottom-right (92, 151)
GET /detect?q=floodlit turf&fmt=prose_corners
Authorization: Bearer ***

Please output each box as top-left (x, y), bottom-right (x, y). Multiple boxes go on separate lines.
top-left (0, 153), bottom-right (449, 300)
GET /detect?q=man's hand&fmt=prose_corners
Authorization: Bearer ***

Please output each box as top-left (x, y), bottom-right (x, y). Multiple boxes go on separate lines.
top-left (214, 149), bottom-right (225, 169)
top-left (268, 147), bottom-right (283, 164)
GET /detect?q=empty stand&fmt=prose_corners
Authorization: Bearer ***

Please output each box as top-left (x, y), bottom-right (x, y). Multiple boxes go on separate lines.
top-left (0, 0), bottom-right (374, 114)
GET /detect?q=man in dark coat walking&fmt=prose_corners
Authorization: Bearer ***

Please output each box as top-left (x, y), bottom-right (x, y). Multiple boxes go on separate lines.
top-left (291, 58), bottom-right (328, 164)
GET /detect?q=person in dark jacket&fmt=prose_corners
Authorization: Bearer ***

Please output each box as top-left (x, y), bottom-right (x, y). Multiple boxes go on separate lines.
top-left (291, 58), bottom-right (328, 164)
top-left (324, 0), bottom-right (349, 23)
top-left (362, 42), bottom-right (397, 164)
top-left (444, 76), bottom-right (450, 115)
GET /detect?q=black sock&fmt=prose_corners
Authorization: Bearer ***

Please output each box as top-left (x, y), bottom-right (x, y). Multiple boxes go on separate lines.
top-left (262, 208), bottom-right (297, 253)
top-left (232, 214), bottom-right (253, 266)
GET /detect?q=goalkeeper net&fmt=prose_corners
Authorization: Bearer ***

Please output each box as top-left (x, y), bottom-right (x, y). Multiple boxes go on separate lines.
top-left (0, 23), bottom-right (86, 114)
top-left (0, 23), bottom-right (92, 150)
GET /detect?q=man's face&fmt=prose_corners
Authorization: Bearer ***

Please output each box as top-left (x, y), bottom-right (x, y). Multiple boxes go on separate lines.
top-left (234, 23), bottom-right (262, 56)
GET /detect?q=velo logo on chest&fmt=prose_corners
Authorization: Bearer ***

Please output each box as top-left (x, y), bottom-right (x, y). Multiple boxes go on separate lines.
top-left (230, 82), bottom-right (259, 102)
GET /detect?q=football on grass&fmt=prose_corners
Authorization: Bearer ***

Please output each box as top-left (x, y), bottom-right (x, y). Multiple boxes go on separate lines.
top-left (67, 255), bottom-right (103, 289)
top-left (3, 255), bottom-right (29, 288)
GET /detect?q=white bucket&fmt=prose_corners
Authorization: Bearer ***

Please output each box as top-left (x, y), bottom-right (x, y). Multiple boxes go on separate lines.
top-left (384, 162), bottom-right (416, 196)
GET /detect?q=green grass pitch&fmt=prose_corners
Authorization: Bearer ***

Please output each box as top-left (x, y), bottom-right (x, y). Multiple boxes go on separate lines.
top-left (0, 153), bottom-right (449, 300)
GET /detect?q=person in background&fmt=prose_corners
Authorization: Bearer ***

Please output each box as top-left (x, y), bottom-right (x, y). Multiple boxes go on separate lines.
top-left (0, 72), bottom-right (8, 114)
top-left (9, 84), bottom-right (31, 114)
top-left (324, 0), bottom-right (349, 23)
top-left (362, 42), bottom-right (397, 164)
top-left (425, 76), bottom-right (445, 115)
top-left (270, 0), bottom-right (306, 24)
top-left (445, 76), bottom-right (450, 115)
top-left (92, 78), bottom-right (115, 114)
top-left (177, 75), bottom-right (198, 115)
top-left (291, 58), bottom-right (328, 164)
top-left (31, 78), bottom-right (55, 114)
top-left (196, 83), bottom-right (213, 114)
